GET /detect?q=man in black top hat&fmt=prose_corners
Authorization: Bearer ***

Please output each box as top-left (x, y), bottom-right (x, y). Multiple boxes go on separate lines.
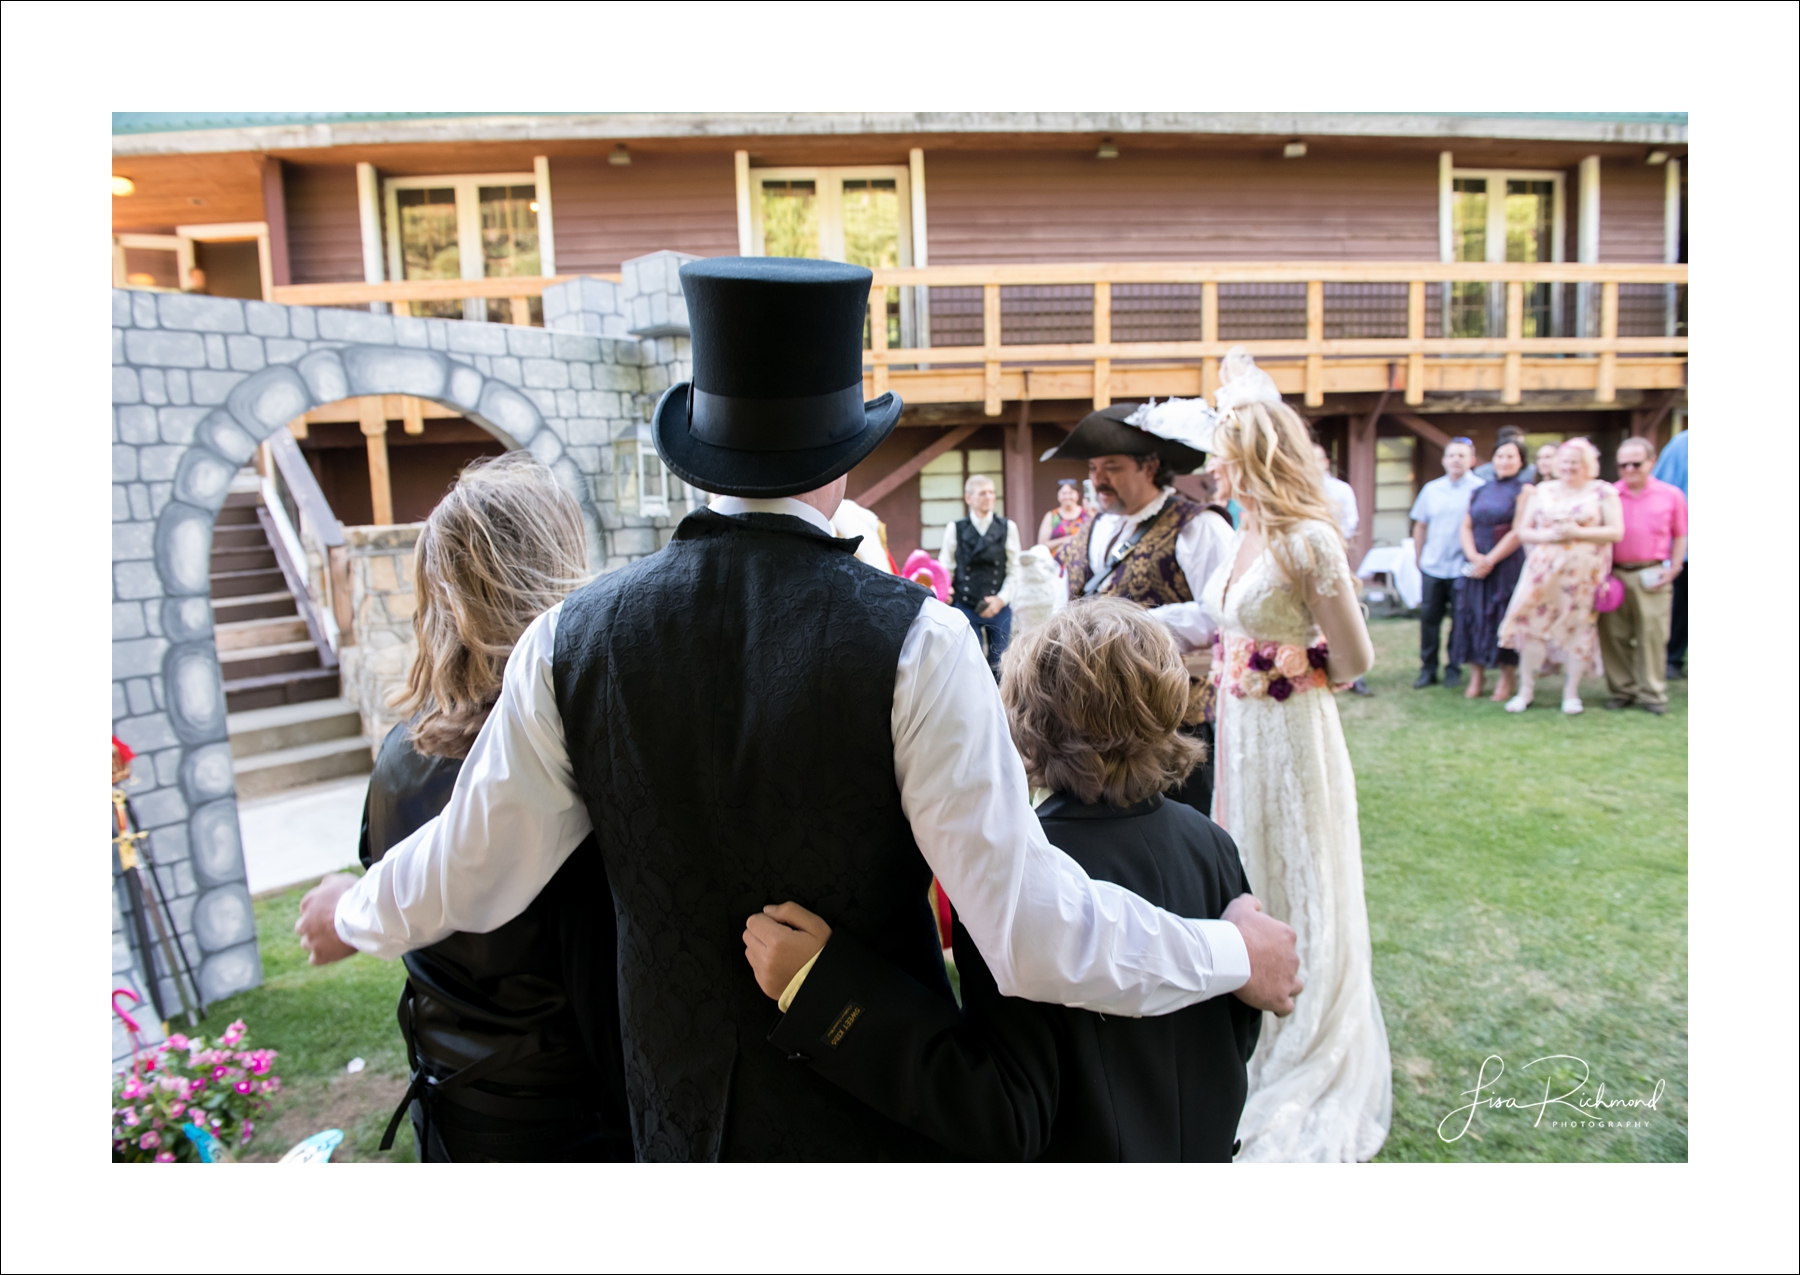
top-left (301, 258), bottom-right (1301, 1161)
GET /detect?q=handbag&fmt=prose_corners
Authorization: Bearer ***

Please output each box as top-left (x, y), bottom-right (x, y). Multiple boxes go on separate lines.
top-left (1595, 574), bottom-right (1624, 612)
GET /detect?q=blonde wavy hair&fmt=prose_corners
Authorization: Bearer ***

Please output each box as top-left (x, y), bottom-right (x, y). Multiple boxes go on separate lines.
top-left (1210, 398), bottom-right (1344, 585)
top-left (397, 452), bottom-right (590, 758)
top-left (1000, 597), bottom-right (1204, 807)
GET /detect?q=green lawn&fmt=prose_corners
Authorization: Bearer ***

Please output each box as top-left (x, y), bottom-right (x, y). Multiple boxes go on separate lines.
top-left (205, 616), bottom-right (1686, 1163)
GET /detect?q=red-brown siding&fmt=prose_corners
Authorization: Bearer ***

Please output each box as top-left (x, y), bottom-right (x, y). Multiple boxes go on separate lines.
top-left (1598, 159), bottom-right (1669, 262)
top-left (549, 153), bottom-right (739, 273)
top-left (286, 163), bottom-right (364, 284)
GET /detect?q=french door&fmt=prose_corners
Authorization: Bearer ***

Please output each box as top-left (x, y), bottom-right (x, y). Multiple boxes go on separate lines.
top-left (1447, 169), bottom-right (1565, 338)
top-left (384, 173), bottom-right (543, 322)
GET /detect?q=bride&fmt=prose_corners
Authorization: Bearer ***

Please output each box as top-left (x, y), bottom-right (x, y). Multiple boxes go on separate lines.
top-left (1201, 350), bottom-right (1392, 1162)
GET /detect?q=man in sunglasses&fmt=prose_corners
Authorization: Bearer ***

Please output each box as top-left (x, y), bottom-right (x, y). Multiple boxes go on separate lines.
top-left (1408, 437), bottom-right (1483, 689)
top-left (1600, 436), bottom-right (1687, 715)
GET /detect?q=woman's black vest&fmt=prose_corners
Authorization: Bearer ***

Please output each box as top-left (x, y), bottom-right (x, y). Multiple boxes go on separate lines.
top-left (552, 508), bottom-right (951, 1161)
top-left (359, 725), bottom-right (628, 1148)
top-left (952, 516), bottom-right (1008, 609)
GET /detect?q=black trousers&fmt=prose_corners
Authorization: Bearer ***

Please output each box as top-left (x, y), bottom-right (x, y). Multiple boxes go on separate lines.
top-left (1667, 562), bottom-right (1688, 669)
top-left (1167, 722), bottom-right (1215, 818)
top-left (412, 1097), bottom-right (631, 1163)
top-left (1419, 572), bottom-right (1460, 675)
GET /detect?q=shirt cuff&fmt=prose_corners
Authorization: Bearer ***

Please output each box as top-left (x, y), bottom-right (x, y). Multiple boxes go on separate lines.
top-left (1197, 918), bottom-right (1251, 997)
top-left (777, 948), bottom-right (823, 1013)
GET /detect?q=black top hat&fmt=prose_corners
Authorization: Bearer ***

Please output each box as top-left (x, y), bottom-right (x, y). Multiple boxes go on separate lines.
top-left (652, 257), bottom-right (902, 499)
top-left (1039, 403), bottom-right (1207, 475)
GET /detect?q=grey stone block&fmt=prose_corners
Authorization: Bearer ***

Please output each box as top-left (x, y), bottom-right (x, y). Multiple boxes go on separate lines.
top-left (172, 447), bottom-right (238, 510)
top-left (114, 290), bottom-right (134, 327)
top-left (114, 560), bottom-right (162, 600)
top-left (198, 942), bottom-right (262, 1001)
top-left (492, 356), bottom-right (523, 385)
top-left (114, 522), bottom-right (154, 561)
top-left (133, 784), bottom-right (190, 829)
top-left (117, 405), bottom-right (157, 443)
top-left (505, 326), bottom-right (554, 358)
top-left (475, 380), bottom-right (544, 446)
top-left (227, 335), bottom-right (267, 372)
top-left (227, 364), bottom-right (311, 437)
top-left (593, 362), bottom-right (640, 391)
top-left (114, 327), bottom-right (125, 365)
top-left (180, 742), bottom-right (236, 805)
top-left (445, 322), bottom-right (509, 355)
top-left (144, 603), bottom-right (164, 637)
top-left (567, 446), bottom-right (602, 474)
top-left (555, 389), bottom-right (580, 417)
top-left (113, 367), bottom-right (141, 404)
top-left (428, 322), bottom-right (449, 350)
top-left (128, 678), bottom-right (157, 716)
top-left (246, 301), bottom-right (288, 337)
top-left (124, 328), bottom-right (207, 368)
top-left (265, 337), bottom-right (307, 364)
top-left (191, 886), bottom-right (256, 952)
top-left (316, 307), bottom-right (396, 343)
top-left (523, 358), bottom-right (570, 389)
top-left (195, 409), bottom-right (258, 464)
top-left (141, 368), bottom-right (167, 404)
top-left (568, 418), bottom-right (608, 446)
top-left (552, 332), bottom-right (604, 363)
top-left (342, 344), bottom-right (449, 400)
top-left (167, 368), bottom-right (191, 404)
top-left (114, 635), bottom-right (170, 679)
top-left (133, 291), bottom-right (159, 328)
top-left (149, 482), bottom-right (173, 516)
top-left (154, 502), bottom-right (214, 595)
top-left (528, 431), bottom-right (565, 466)
top-left (115, 711), bottom-right (179, 753)
top-left (188, 800), bottom-right (245, 889)
top-left (161, 596), bottom-right (214, 643)
top-left (524, 388), bottom-right (559, 415)
top-left (291, 305), bottom-right (317, 339)
top-left (150, 821), bottom-right (190, 865)
top-left (445, 361), bottom-right (484, 410)
top-left (296, 349), bottom-right (349, 405)
top-left (164, 643), bottom-right (227, 744)
top-left (191, 369), bottom-right (247, 404)
top-left (395, 316), bottom-right (430, 348)
top-left (113, 601), bottom-right (147, 639)
top-left (159, 748), bottom-right (185, 796)
top-left (113, 681), bottom-right (129, 721)
top-left (139, 444), bottom-right (183, 481)
top-left (204, 333), bottom-right (229, 369)
top-left (158, 292), bottom-right (246, 333)
top-left (160, 406), bottom-right (208, 444)
top-left (113, 444), bottom-right (139, 482)
top-left (156, 859), bottom-right (198, 900)
top-left (114, 485), bottom-right (131, 522)
top-left (570, 361), bottom-right (593, 390)
top-left (612, 526), bottom-right (658, 556)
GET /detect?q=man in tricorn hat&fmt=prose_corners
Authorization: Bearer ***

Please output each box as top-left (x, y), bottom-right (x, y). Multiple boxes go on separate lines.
top-left (297, 258), bottom-right (1299, 1161)
top-left (1044, 401), bottom-right (1235, 814)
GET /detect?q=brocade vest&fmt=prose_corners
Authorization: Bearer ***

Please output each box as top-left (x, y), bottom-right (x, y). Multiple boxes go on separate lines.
top-left (1064, 491), bottom-right (1210, 606)
top-left (552, 508), bottom-right (953, 1162)
top-left (952, 515), bottom-right (1008, 610)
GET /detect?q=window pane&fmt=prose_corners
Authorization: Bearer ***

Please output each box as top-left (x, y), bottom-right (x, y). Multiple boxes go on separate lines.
top-left (844, 179), bottom-right (902, 347)
top-left (1449, 178), bottom-right (1489, 337)
top-left (761, 181), bottom-right (819, 258)
top-left (1505, 180), bottom-right (1556, 336)
top-left (479, 184), bottom-right (540, 279)
top-left (396, 187), bottom-right (461, 318)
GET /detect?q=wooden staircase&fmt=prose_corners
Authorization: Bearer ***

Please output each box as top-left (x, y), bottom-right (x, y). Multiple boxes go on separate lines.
top-left (215, 474), bottom-right (373, 798)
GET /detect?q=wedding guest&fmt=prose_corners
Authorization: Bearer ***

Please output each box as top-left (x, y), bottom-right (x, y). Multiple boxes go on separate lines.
top-left (1599, 437), bottom-right (1687, 715)
top-left (1450, 437), bottom-right (1531, 702)
top-left (1652, 429), bottom-right (1689, 680)
top-left (1534, 442), bottom-right (1562, 492)
top-left (743, 599), bottom-right (1263, 1161)
top-left (1037, 478), bottom-right (1091, 570)
top-left (356, 453), bottom-right (630, 1162)
top-left (1474, 425), bottom-right (1538, 484)
top-left (1498, 438), bottom-right (1623, 714)
top-left (1314, 442), bottom-right (1360, 543)
top-left (1408, 438), bottom-right (1484, 689)
top-left (939, 473), bottom-right (1022, 679)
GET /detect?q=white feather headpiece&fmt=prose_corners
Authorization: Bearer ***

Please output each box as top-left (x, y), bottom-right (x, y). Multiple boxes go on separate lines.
top-left (1212, 345), bottom-right (1283, 414)
top-left (1123, 395), bottom-right (1218, 454)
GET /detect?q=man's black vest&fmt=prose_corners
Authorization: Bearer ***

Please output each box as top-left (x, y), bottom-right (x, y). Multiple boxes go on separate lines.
top-left (552, 508), bottom-right (952, 1161)
top-left (953, 515), bottom-right (1008, 610)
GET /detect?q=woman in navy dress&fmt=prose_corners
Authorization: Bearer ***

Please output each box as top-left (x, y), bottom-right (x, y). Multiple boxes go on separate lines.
top-left (1451, 437), bottom-right (1531, 702)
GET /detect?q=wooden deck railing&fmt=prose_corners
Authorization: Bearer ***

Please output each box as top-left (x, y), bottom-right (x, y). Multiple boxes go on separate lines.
top-left (270, 273), bottom-right (621, 324)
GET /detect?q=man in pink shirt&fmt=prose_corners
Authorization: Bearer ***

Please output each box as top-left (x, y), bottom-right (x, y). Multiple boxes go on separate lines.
top-left (1601, 436), bottom-right (1688, 715)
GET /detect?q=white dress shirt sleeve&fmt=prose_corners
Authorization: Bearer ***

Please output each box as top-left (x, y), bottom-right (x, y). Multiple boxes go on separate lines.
top-left (1148, 511), bottom-right (1233, 651)
top-left (333, 603), bottom-right (592, 958)
top-left (893, 597), bottom-right (1250, 1015)
top-left (996, 520), bottom-right (1022, 607)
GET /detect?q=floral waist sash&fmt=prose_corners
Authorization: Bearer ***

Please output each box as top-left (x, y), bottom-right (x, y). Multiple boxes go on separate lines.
top-left (1210, 635), bottom-right (1331, 703)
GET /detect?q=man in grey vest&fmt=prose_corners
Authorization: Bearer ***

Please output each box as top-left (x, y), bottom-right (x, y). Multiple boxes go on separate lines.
top-left (297, 258), bottom-right (1301, 1161)
top-left (938, 472), bottom-right (1020, 680)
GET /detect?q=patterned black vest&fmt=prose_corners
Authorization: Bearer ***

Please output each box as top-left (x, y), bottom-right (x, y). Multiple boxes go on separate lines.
top-left (552, 508), bottom-right (952, 1161)
top-left (953, 515), bottom-right (1008, 609)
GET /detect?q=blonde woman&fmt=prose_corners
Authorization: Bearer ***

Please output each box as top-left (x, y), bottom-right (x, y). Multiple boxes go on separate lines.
top-left (344, 453), bottom-right (630, 1162)
top-left (1497, 438), bottom-right (1623, 714)
top-left (1200, 349), bottom-right (1391, 1163)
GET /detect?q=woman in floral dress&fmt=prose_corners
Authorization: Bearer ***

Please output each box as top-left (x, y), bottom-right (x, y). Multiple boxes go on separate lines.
top-left (1497, 438), bottom-right (1623, 714)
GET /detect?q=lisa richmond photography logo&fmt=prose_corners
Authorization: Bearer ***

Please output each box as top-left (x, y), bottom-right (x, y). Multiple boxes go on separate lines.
top-left (1438, 1054), bottom-right (1668, 1143)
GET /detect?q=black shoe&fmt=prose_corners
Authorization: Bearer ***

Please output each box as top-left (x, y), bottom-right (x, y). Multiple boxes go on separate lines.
top-left (1443, 669), bottom-right (1463, 689)
top-left (1350, 677), bottom-right (1373, 696)
top-left (1413, 669), bottom-right (1437, 689)
top-left (1666, 663), bottom-right (1685, 680)
top-left (1603, 696), bottom-right (1633, 711)
top-left (1642, 701), bottom-right (1667, 716)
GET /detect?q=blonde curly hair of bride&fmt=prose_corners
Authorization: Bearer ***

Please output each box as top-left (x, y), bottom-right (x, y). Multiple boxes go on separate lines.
top-left (396, 451), bottom-right (590, 758)
top-left (1211, 396), bottom-right (1345, 587)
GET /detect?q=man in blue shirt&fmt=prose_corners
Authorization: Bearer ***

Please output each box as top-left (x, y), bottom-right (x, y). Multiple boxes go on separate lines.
top-left (1408, 438), bottom-right (1484, 688)
top-left (1653, 429), bottom-right (1689, 679)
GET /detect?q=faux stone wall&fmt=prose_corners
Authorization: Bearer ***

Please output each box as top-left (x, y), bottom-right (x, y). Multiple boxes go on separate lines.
top-left (337, 524), bottom-right (424, 753)
top-left (110, 252), bottom-right (705, 1065)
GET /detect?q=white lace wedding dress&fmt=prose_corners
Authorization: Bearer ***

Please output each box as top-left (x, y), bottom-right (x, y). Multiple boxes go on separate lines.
top-left (1201, 519), bottom-right (1392, 1162)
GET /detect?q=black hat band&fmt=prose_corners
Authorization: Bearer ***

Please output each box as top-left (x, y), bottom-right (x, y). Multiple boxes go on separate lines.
top-left (689, 384), bottom-right (868, 453)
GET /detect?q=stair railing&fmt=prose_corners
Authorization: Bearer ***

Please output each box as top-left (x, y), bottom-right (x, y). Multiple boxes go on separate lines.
top-left (261, 429), bottom-right (351, 662)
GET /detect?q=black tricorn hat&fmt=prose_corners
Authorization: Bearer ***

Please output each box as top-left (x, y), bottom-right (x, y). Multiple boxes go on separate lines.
top-left (652, 257), bottom-right (902, 499)
top-left (1039, 403), bottom-right (1208, 475)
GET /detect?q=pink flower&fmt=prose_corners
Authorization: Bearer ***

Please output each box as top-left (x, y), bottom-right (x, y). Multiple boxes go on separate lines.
top-left (119, 1076), bottom-right (148, 1101)
top-left (1274, 644), bottom-right (1311, 679)
top-left (166, 1033), bottom-right (189, 1052)
top-left (220, 1020), bottom-right (247, 1047)
top-left (155, 1151), bottom-right (176, 1163)
top-left (121, 1107), bottom-right (141, 1128)
top-left (212, 1065), bottom-right (230, 1081)
top-left (168, 1101), bottom-right (186, 1119)
top-left (138, 1130), bottom-right (161, 1151)
top-left (1244, 675), bottom-right (1267, 699)
top-left (234, 1080), bottom-right (253, 1095)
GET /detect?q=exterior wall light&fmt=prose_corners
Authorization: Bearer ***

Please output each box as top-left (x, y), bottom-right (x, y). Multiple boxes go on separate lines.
top-left (1646, 150), bottom-right (1669, 165)
top-left (1096, 137), bottom-right (1119, 160)
top-left (112, 175), bottom-right (135, 196)
top-left (1283, 141), bottom-right (1308, 159)
top-left (609, 144), bottom-right (632, 166)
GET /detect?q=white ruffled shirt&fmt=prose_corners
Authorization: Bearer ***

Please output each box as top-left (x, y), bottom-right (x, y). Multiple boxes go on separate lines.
top-left (1085, 487), bottom-right (1234, 651)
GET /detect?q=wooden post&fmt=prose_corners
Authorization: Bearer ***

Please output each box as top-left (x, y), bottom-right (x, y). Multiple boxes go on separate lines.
top-left (358, 396), bottom-right (394, 526)
top-left (869, 285), bottom-right (890, 398)
top-left (509, 296), bottom-right (531, 326)
top-left (1349, 391), bottom-right (1385, 567)
top-left (259, 156), bottom-right (292, 290)
top-left (1007, 398), bottom-right (1035, 540)
top-left (1405, 280), bottom-right (1426, 405)
top-left (1596, 280), bottom-right (1619, 403)
top-left (399, 395), bottom-right (425, 436)
top-left (393, 300), bottom-right (412, 318)
top-left (286, 414), bottom-right (308, 441)
top-left (1091, 282), bottom-right (1112, 410)
top-left (1200, 281), bottom-right (1220, 400)
top-left (1304, 279), bottom-right (1324, 407)
top-left (1502, 281), bottom-right (1524, 405)
top-left (983, 284), bottom-right (1002, 416)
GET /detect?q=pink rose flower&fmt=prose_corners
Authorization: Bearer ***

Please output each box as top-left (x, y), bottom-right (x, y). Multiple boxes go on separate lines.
top-left (1274, 645), bottom-right (1311, 679)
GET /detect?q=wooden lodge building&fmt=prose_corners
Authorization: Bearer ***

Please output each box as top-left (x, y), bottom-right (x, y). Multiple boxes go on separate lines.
top-left (113, 111), bottom-right (1688, 567)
